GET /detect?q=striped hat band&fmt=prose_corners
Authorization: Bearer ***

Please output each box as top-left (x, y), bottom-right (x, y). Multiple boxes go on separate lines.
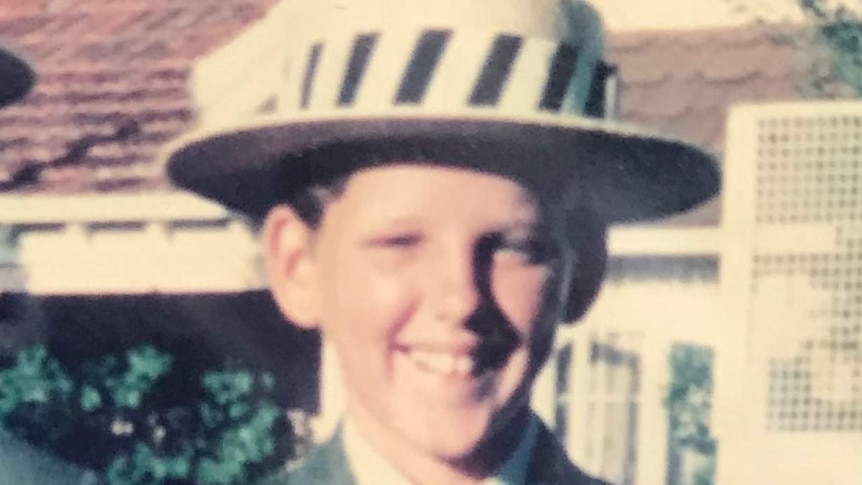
top-left (257, 27), bottom-right (617, 122)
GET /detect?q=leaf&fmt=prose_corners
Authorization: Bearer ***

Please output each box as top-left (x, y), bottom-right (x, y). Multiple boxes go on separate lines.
top-left (80, 386), bottom-right (103, 412)
top-left (163, 456), bottom-right (191, 478)
top-left (115, 388), bottom-right (143, 409)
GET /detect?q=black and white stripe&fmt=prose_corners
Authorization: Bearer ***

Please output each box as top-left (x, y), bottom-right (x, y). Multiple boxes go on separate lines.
top-left (338, 33), bottom-right (380, 106)
top-left (395, 30), bottom-right (453, 104)
top-left (300, 42), bottom-right (324, 109)
top-left (290, 29), bottom-right (614, 119)
top-left (469, 34), bottom-right (523, 107)
top-left (538, 44), bottom-right (579, 112)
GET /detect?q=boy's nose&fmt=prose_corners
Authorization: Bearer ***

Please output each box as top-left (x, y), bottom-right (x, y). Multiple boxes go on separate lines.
top-left (430, 245), bottom-right (483, 326)
top-left (429, 237), bottom-right (497, 327)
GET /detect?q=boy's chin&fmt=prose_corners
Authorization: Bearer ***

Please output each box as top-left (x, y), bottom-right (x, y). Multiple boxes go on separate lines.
top-left (444, 405), bottom-right (533, 467)
top-left (418, 429), bottom-right (517, 477)
top-left (414, 426), bottom-right (487, 460)
top-left (411, 415), bottom-right (508, 465)
top-left (391, 414), bottom-right (491, 465)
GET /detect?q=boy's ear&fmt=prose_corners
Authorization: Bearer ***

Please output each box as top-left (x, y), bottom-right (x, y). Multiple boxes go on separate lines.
top-left (262, 205), bottom-right (322, 329)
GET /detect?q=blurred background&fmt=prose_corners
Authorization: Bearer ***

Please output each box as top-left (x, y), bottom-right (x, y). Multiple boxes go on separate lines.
top-left (0, 0), bottom-right (860, 484)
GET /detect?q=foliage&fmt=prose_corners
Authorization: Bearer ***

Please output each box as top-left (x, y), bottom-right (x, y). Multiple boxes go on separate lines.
top-left (665, 344), bottom-right (715, 485)
top-left (798, 0), bottom-right (862, 96)
top-left (723, 0), bottom-right (862, 98)
top-left (666, 345), bottom-right (714, 454)
top-left (0, 345), bottom-right (295, 485)
top-left (693, 457), bottom-right (716, 485)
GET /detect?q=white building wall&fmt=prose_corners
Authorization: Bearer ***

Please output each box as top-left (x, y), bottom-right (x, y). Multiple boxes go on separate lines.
top-left (0, 194), bottom-right (265, 295)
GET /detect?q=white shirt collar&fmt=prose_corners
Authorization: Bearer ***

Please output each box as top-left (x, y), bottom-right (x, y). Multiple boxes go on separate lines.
top-left (343, 415), bottom-right (539, 485)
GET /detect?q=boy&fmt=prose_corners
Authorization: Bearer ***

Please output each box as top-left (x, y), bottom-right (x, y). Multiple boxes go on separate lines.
top-left (165, 0), bottom-right (719, 483)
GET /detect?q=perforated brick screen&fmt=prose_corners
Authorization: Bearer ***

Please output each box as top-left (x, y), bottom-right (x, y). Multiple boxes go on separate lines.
top-left (752, 114), bottom-right (861, 432)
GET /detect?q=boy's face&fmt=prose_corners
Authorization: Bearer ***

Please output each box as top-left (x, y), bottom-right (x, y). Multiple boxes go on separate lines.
top-left (266, 163), bottom-right (572, 464)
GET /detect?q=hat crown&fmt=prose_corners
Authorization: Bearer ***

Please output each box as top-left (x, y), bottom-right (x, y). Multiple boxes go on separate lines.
top-left (194, 0), bottom-right (614, 126)
top-left (281, 0), bottom-right (603, 49)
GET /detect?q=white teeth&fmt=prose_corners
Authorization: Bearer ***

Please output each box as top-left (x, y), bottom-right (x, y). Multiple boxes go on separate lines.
top-left (406, 349), bottom-right (474, 377)
top-left (455, 356), bottom-right (473, 375)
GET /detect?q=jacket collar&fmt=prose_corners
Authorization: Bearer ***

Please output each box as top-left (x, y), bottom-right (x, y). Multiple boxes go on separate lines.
top-left (278, 419), bottom-right (609, 485)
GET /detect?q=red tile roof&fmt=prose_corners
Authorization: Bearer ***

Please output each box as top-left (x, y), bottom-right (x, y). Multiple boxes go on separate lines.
top-left (607, 26), bottom-right (805, 225)
top-left (0, 2), bottom-right (806, 225)
top-left (609, 26), bottom-right (803, 154)
top-left (0, 0), bottom-right (277, 194)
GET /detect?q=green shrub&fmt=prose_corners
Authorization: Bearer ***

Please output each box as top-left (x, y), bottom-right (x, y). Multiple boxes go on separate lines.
top-left (666, 344), bottom-right (716, 485)
top-left (0, 345), bottom-right (296, 485)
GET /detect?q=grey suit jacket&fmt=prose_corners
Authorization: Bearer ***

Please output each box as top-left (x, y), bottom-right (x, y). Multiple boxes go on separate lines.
top-left (257, 421), bottom-right (611, 485)
top-left (0, 430), bottom-right (101, 485)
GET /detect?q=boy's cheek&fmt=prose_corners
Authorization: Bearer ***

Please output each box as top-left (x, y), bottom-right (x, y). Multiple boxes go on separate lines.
top-left (492, 268), bottom-right (554, 326)
top-left (322, 267), bottom-right (417, 334)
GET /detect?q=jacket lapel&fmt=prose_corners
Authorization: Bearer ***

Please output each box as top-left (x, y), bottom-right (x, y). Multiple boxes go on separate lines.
top-left (295, 432), bottom-right (355, 485)
top-left (258, 431), bottom-right (356, 485)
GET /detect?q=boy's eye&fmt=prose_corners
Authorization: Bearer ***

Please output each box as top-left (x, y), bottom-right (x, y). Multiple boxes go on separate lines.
top-left (495, 234), bottom-right (558, 265)
top-left (369, 233), bottom-right (423, 249)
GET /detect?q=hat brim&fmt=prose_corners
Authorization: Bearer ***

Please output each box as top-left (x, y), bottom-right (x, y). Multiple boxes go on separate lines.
top-left (0, 46), bottom-right (34, 107)
top-left (166, 112), bottom-right (720, 223)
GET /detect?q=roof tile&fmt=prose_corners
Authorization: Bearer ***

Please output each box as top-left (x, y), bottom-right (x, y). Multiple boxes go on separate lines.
top-left (609, 26), bottom-right (803, 152)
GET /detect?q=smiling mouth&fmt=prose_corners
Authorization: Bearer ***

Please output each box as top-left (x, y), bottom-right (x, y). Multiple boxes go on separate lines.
top-left (396, 337), bottom-right (516, 379)
top-left (396, 307), bottom-right (523, 380)
top-left (402, 347), bottom-right (476, 377)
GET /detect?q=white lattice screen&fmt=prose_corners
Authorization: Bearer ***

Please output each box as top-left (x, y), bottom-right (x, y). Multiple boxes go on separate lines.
top-left (720, 102), bottom-right (862, 485)
top-left (752, 113), bottom-right (861, 432)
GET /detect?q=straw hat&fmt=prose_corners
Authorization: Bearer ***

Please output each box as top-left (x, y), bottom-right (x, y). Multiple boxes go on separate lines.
top-left (165, 0), bottom-right (719, 223)
top-left (0, 44), bottom-right (34, 107)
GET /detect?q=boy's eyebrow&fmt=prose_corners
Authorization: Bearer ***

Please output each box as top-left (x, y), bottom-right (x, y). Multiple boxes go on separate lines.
top-left (353, 216), bottom-right (426, 244)
top-left (492, 220), bottom-right (547, 236)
